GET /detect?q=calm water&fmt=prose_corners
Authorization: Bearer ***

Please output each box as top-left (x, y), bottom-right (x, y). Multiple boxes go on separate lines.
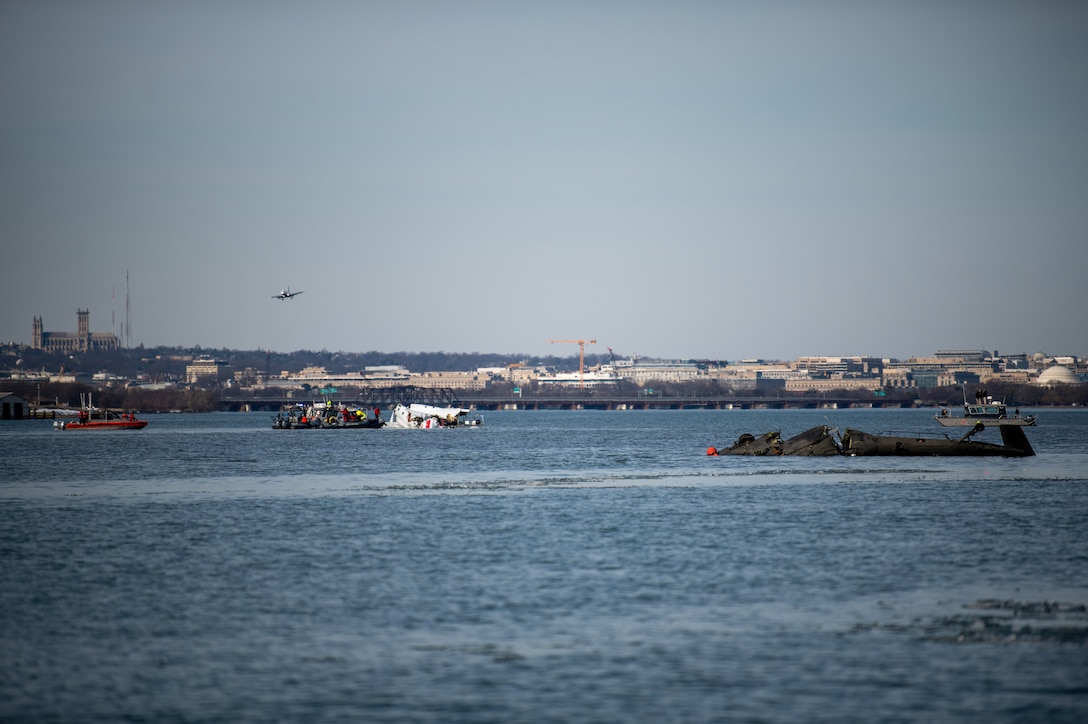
top-left (2, 408), bottom-right (1087, 722)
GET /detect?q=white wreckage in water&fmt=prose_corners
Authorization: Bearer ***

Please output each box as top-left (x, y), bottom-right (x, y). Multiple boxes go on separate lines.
top-left (386, 403), bottom-right (482, 429)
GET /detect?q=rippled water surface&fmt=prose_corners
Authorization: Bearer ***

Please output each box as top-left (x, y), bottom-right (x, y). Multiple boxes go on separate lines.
top-left (3, 409), bottom-right (1087, 722)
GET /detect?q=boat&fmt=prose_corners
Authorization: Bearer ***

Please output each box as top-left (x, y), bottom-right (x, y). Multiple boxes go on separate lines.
top-left (385, 403), bottom-right (482, 429)
top-left (272, 400), bottom-right (384, 429)
top-left (54, 394), bottom-right (147, 430)
top-left (935, 388), bottom-right (1035, 427)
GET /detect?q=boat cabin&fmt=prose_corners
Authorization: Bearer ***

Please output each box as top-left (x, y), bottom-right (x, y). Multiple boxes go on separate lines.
top-left (964, 402), bottom-right (1007, 418)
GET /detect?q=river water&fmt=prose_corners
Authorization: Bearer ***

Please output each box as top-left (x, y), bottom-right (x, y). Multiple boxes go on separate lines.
top-left (2, 408), bottom-right (1087, 722)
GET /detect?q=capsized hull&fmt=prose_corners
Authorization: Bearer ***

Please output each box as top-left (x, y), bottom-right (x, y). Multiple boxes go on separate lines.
top-left (709, 426), bottom-right (841, 456)
top-left (708, 423), bottom-right (1034, 458)
top-left (841, 425), bottom-right (1034, 457)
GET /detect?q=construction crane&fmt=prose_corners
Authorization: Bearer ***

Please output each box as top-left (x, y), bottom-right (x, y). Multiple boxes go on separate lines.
top-left (549, 339), bottom-right (597, 388)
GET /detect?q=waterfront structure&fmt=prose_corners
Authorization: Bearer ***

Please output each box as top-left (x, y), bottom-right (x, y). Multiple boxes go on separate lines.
top-left (32, 310), bottom-right (119, 353)
top-left (1, 392), bottom-right (30, 420)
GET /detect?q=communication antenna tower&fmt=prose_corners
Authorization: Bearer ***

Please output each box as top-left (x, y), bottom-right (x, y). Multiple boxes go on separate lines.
top-left (125, 269), bottom-right (132, 348)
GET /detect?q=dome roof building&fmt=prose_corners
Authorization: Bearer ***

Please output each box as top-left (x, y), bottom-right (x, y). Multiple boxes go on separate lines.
top-left (1035, 365), bottom-right (1081, 386)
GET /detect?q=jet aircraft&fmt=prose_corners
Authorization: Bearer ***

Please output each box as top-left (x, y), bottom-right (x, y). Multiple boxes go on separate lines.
top-left (273, 288), bottom-right (305, 300)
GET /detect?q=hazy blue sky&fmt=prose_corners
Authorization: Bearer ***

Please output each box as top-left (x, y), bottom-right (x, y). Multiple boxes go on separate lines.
top-left (3, 1), bottom-right (1085, 361)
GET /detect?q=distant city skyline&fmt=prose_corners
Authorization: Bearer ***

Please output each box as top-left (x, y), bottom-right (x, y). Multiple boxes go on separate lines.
top-left (14, 308), bottom-right (1083, 364)
top-left (3, 3), bottom-right (1087, 360)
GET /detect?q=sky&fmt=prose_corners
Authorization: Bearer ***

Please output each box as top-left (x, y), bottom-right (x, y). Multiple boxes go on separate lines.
top-left (2, 1), bottom-right (1086, 362)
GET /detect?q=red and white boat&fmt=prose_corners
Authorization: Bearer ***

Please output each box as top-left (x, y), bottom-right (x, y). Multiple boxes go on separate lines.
top-left (54, 394), bottom-right (147, 430)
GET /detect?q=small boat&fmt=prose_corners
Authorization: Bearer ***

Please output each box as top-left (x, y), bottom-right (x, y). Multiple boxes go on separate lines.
top-left (54, 394), bottom-right (147, 430)
top-left (385, 403), bottom-right (482, 429)
top-left (935, 388), bottom-right (1035, 427)
top-left (273, 400), bottom-right (384, 429)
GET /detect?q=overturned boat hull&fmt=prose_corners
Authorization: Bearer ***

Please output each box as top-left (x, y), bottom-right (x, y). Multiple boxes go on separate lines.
top-left (709, 422), bottom-right (1035, 458)
top-left (841, 424), bottom-right (1034, 457)
top-left (709, 426), bottom-right (841, 456)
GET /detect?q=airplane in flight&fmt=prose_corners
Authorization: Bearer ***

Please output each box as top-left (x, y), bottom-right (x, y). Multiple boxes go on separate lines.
top-left (272, 287), bottom-right (305, 300)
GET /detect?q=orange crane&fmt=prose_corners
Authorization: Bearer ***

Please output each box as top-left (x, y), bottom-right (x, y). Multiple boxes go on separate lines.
top-left (548, 339), bottom-right (597, 388)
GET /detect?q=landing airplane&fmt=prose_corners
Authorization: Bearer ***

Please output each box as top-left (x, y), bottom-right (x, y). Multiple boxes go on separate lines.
top-left (273, 288), bottom-right (305, 300)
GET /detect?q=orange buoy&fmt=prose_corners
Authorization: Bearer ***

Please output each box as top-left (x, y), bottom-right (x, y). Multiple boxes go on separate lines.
top-left (706, 446), bottom-right (718, 456)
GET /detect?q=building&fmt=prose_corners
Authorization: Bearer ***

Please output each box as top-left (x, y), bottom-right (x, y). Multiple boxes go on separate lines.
top-left (412, 370), bottom-right (494, 391)
top-left (883, 355), bottom-right (989, 388)
top-left (1, 392), bottom-right (30, 420)
top-left (1035, 365), bottom-right (1082, 386)
top-left (32, 310), bottom-right (119, 353)
top-left (185, 357), bottom-right (232, 386)
top-left (611, 358), bottom-right (705, 384)
top-left (795, 356), bottom-right (883, 377)
top-left (241, 365), bottom-right (414, 391)
top-left (783, 378), bottom-right (883, 393)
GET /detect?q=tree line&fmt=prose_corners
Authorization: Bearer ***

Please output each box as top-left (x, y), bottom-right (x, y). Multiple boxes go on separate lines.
top-left (3, 344), bottom-right (612, 381)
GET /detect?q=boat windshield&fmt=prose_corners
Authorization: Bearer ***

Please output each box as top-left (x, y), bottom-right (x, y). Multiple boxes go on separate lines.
top-left (966, 404), bottom-right (1004, 417)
